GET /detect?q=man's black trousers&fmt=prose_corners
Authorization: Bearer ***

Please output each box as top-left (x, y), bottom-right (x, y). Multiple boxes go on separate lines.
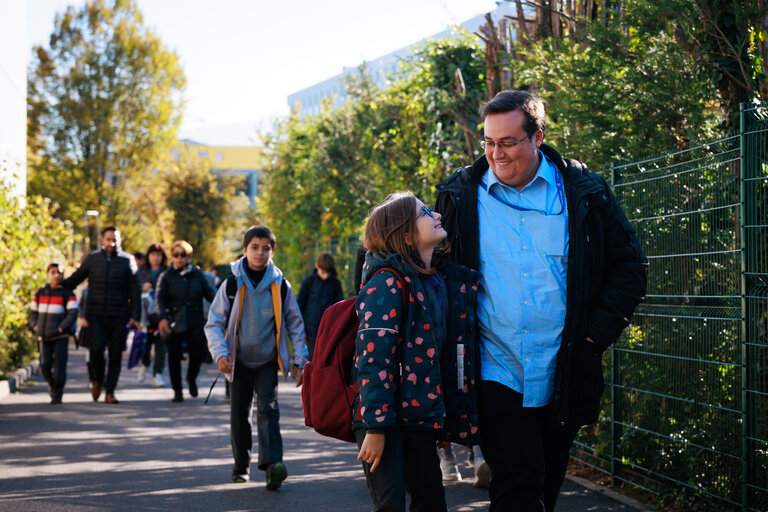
top-left (478, 380), bottom-right (580, 512)
top-left (87, 316), bottom-right (127, 393)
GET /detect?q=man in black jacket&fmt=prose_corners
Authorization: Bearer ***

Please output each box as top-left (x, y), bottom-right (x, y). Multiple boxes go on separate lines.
top-left (434, 90), bottom-right (647, 512)
top-left (62, 226), bottom-right (141, 404)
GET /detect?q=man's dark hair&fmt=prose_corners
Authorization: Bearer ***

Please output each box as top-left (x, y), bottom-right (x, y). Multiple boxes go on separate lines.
top-left (133, 251), bottom-right (145, 261)
top-left (47, 262), bottom-right (62, 272)
top-left (243, 226), bottom-right (276, 249)
top-left (316, 252), bottom-right (335, 273)
top-left (480, 90), bottom-right (546, 137)
top-left (101, 226), bottom-right (119, 236)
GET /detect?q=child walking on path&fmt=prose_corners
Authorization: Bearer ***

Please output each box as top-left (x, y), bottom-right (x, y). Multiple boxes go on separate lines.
top-left (29, 262), bottom-right (79, 404)
top-left (296, 252), bottom-right (344, 360)
top-left (354, 192), bottom-right (481, 512)
top-left (205, 226), bottom-right (308, 490)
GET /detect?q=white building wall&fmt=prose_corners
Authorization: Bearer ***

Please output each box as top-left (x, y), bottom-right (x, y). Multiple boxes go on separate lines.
top-left (287, 3), bottom-right (517, 116)
top-left (0, 0), bottom-right (28, 197)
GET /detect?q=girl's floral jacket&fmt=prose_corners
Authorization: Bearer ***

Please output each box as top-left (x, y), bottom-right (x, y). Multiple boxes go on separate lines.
top-left (353, 251), bottom-right (481, 445)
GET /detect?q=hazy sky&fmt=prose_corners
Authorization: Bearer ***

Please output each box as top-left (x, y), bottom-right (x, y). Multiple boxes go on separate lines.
top-left (28, 0), bottom-right (499, 145)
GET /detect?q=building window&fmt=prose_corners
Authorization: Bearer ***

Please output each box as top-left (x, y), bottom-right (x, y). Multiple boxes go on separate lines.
top-left (198, 151), bottom-right (208, 157)
top-left (216, 152), bottom-right (224, 162)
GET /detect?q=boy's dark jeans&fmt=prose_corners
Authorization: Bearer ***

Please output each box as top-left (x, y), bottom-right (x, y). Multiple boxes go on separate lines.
top-left (354, 426), bottom-right (447, 512)
top-left (40, 336), bottom-right (68, 395)
top-left (87, 316), bottom-right (127, 393)
top-left (230, 360), bottom-right (282, 475)
top-left (478, 380), bottom-right (580, 512)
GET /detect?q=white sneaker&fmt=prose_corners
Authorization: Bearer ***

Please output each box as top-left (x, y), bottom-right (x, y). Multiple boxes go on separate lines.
top-left (137, 365), bottom-right (148, 383)
top-left (472, 446), bottom-right (491, 488)
top-left (153, 374), bottom-right (166, 388)
top-left (438, 448), bottom-right (462, 481)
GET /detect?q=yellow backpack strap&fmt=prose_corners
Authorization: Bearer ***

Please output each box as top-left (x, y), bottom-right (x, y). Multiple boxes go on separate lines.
top-left (234, 284), bottom-right (245, 360)
top-left (270, 281), bottom-right (285, 377)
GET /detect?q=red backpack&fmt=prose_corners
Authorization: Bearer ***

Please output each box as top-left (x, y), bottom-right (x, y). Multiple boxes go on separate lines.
top-left (301, 267), bottom-right (409, 443)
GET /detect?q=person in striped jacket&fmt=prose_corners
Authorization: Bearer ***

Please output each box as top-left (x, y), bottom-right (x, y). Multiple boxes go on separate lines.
top-left (29, 262), bottom-right (79, 404)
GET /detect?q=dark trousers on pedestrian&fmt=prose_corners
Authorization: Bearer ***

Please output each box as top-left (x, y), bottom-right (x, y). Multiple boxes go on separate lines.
top-left (478, 380), bottom-right (580, 512)
top-left (305, 330), bottom-right (317, 361)
top-left (140, 329), bottom-right (165, 375)
top-left (354, 426), bottom-right (447, 512)
top-left (40, 336), bottom-right (68, 397)
top-left (230, 360), bottom-right (282, 475)
top-left (166, 331), bottom-right (206, 393)
top-left (87, 316), bottom-right (127, 393)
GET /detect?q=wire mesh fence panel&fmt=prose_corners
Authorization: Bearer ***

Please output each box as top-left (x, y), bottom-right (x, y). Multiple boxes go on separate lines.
top-left (571, 104), bottom-right (768, 511)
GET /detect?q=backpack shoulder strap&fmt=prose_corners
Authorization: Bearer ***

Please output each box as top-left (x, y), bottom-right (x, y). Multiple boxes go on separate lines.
top-left (370, 267), bottom-right (410, 320)
top-left (281, 278), bottom-right (288, 301)
top-left (270, 281), bottom-right (286, 378)
top-left (225, 274), bottom-right (237, 303)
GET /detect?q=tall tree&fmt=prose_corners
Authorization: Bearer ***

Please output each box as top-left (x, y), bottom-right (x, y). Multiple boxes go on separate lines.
top-left (164, 150), bottom-right (247, 269)
top-left (27, 0), bottom-right (186, 225)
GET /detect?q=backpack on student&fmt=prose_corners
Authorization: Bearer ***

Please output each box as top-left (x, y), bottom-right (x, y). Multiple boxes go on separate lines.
top-left (301, 267), bottom-right (409, 443)
top-left (204, 273), bottom-right (289, 404)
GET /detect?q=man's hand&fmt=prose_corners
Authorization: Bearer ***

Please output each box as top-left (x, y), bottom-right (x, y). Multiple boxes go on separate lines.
top-left (158, 318), bottom-right (169, 334)
top-left (142, 282), bottom-right (152, 292)
top-left (357, 432), bottom-right (385, 472)
top-left (128, 319), bottom-right (140, 330)
top-left (217, 355), bottom-right (233, 374)
top-left (80, 318), bottom-right (89, 328)
top-left (291, 366), bottom-right (303, 387)
top-left (586, 336), bottom-right (595, 344)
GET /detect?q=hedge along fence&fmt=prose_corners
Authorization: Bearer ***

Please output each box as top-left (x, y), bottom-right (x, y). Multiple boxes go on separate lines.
top-left (571, 103), bottom-right (768, 512)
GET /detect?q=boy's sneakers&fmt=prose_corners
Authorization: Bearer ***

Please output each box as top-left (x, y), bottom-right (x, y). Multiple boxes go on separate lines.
top-left (137, 365), bottom-right (148, 383)
top-left (231, 473), bottom-right (249, 483)
top-left (153, 373), bottom-right (166, 388)
top-left (265, 462), bottom-right (287, 490)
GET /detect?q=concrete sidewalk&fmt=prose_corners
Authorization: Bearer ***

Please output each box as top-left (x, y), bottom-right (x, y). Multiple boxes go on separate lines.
top-left (0, 347), bottom-right (645, 511)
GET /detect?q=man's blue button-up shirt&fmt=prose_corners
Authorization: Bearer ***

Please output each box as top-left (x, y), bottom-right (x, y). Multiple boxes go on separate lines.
top-left (477, 151), bottom-right (569, 407)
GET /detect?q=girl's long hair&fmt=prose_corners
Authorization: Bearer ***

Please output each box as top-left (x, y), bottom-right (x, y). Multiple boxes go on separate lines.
top-left (363, 192), bottom-right (447, 277)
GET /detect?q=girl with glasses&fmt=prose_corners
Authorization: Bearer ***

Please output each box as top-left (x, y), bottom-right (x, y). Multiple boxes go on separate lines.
top-left (354, 192), bottom-right (481, 512)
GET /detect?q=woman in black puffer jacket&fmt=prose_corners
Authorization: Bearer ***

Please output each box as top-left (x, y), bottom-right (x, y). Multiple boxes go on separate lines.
top-left (156, 240), bottom-right (216, 402)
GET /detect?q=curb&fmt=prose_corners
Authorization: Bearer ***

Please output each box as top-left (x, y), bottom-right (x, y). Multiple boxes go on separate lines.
top-left (565, 474), bottom-right (652, 512)
top-left (0, 359), bottom-right (40, 401)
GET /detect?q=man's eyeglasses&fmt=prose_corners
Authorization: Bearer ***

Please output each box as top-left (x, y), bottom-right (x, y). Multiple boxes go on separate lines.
top-left (417, 205), bottom-right (435, 219)
top-left (479, 134), bottom-right (529, 151)
top-left (172, 252), bottom-right (187, 258)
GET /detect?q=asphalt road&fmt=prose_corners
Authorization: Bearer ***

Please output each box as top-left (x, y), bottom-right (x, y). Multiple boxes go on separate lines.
top-left (0, 347), bottom-right (641, 511)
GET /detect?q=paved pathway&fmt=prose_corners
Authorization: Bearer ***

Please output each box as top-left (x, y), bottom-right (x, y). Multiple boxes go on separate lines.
top-left (0, 347), bottom-right (642, 511)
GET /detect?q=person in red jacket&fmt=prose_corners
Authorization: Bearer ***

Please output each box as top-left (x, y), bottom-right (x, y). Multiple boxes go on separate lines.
top-left (30, 262), bottom-right (79, 404)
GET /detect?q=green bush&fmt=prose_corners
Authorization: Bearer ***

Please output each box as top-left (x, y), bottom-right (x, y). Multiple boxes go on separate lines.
top-left (0, 174), bottom-right (74, 378)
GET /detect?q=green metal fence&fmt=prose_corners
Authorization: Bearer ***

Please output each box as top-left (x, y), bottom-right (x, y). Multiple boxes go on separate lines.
top-left (572, 103), bottom-right (768, 511)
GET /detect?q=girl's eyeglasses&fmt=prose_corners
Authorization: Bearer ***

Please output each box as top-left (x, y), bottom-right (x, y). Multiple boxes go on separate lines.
top-left (417, 205), bottom-right (435, 219)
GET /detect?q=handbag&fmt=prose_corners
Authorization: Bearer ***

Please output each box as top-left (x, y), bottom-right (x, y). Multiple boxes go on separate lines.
top-left (169, 306), bottom-right (188, 333)
top-left (77, 325), bottom-right (90, 349)
top-left (127, 330), bottom-right (147, 369)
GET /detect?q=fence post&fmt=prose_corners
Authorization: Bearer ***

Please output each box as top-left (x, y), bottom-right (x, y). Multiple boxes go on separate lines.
top-left (609, 162), bottom-right (622, 487)
top-left (739, 101), bottom-right (750, 512)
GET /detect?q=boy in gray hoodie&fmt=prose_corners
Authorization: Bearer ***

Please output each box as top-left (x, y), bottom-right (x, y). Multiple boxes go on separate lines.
top-left (205, 226), bottom-right (307, 490)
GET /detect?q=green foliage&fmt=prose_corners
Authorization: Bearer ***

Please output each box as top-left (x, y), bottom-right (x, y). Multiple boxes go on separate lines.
top-left (27, 0), bottom-right (186, 229)
top-left (258, 34), bottom-right (485, 285)
top-left (0, 174), bottom-right (74, 378)
top-left (510, 1), bottom-right (723, 170)
top-left (163, 151), bottom-right (248, 269)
